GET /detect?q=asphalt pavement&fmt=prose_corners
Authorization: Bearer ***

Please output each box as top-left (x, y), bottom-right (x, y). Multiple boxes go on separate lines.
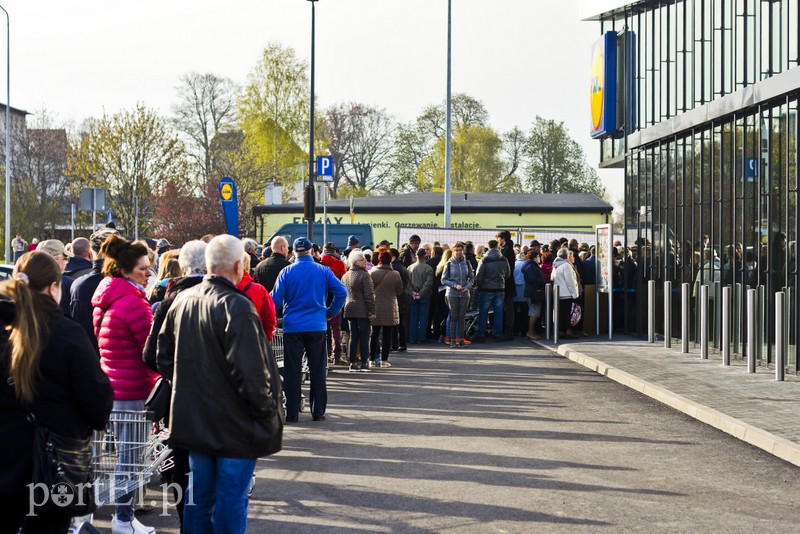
top-left (91, 338), bottom-right (800, 533)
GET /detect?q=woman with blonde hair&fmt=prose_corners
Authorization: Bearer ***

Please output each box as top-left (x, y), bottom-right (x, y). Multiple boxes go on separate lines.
top-left (434, 248), bottom-right (453, 342)
top-left (147, 250), bottom-right (182, 305)
top-left (441, 242), bottom-right (474, 347)
top-left (0, 252), bottom-right (112, 532)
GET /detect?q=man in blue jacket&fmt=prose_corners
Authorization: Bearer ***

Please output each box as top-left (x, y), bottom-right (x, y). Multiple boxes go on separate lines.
top-left (272, 237), bottom-right (347, 422)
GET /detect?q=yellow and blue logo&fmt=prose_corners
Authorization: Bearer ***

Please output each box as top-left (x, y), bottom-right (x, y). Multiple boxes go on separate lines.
top-left (220, 183), bottom-right (233, 201)
top-left (590, 32), bottom-right (617, 139)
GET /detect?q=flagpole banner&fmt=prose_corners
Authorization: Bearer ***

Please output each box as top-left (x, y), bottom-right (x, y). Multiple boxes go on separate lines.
top-left (219, 177), bottom-right (239, 237)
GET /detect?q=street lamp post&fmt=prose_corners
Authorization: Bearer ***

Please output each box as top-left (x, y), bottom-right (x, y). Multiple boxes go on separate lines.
top-left (306, 0), bottom-right (318, 242)
top-left (444, 0), bottom-right (452, 229)
top-left (0, 5), bottom-right (9, 263)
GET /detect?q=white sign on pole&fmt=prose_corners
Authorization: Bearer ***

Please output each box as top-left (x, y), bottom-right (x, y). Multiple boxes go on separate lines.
top-left (595, 224), bottom-right (613, 340)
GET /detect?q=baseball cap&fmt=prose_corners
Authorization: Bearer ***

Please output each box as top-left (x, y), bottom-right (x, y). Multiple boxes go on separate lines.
top-left (409, 234), bottom-right (421, 243)
top-left (37, 239), bottom-right (71, 260)
top-left (530, 240), bottom-right (541, 247)
top-left (293, 237), bottom-right (313, 253)
top-left (378, 239), bottom-right (393, 247)
top-left (156, 238), bottom-right (172, 249)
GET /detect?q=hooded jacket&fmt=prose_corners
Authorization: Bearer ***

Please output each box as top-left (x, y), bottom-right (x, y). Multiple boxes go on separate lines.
top-left (64, 255), bottom-right (93, 279)
top-left (92, 276), bottom-right (159, 400)
top-left (237, 272), bottom-right (277, 341)
top-left (553, 257), bottom-right (580, 300)
top-left (442, 257), bottom-right (475, 298)
top-left (475, 248), bottom-right (510, 292)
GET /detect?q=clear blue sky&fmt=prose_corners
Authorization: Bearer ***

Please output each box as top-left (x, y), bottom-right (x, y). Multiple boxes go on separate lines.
top-left (1, 0), bottom-right (623, 201)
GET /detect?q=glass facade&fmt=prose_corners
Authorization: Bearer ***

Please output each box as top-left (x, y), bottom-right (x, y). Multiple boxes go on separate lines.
top-left (597, 0), bottom-right (800, 371)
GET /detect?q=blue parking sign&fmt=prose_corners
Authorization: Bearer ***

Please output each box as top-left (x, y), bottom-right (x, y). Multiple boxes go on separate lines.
top-left (317, 156), bottom-right (333, 181)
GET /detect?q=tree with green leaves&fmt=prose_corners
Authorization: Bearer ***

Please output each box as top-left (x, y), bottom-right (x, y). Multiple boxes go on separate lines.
top-left (239, 42), bottom-right (310, 193)
top-left (523, 116), bottom-right (605, 196)
top-left (68, 105), bottom-right (190, 237)
top-left (418, 124), bottom-right (517, 193)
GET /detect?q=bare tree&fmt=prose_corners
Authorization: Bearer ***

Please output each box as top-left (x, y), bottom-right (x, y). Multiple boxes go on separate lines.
top-left (318, 103), bottom-right (352, 198)
top-left (501, 126), bottom-right (526, 185)
top-left (417, 93), bottom-right (490, 139)
top-left (11, 110), bottom-right (71, 239)
top-left (342, 104), bottom-right (396, 194)
top-left (172, 72), bottom-right (238, 185)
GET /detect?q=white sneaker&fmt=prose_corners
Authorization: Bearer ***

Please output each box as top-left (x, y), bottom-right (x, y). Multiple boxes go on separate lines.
top-left (112, 517), bottom-right (156, 534)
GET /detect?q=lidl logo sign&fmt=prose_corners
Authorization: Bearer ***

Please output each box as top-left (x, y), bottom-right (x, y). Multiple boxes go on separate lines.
top-left (590, 42), bottom-right (605, 131)
top-left (220, 183), bottom-right (233, 201)
top-left (590, 32), bottom-right (617, 139)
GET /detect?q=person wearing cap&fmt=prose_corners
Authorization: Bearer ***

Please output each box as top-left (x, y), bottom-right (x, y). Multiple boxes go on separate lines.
top-left (400, 234), bottom-right (422, 268)
top-left (65, 237), bottom-right (94, 279)
top-left (37, 239), bottom-right (73, 315)
top-left (271, 237), bottom-right (347, 422)
top-left (70, 226), bottom-right (121, 355)
top-left (343, 235), bottom-right (359, 257)
top-left (376, 239), bottom-right (393, 256)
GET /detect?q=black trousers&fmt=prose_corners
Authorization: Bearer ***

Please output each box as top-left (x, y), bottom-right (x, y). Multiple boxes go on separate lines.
top-left (370, 325), bottom-right (394, 361)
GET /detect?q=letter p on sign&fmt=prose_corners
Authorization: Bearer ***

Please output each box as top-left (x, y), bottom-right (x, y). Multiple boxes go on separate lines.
top-left (317, 156), bottom-right (334, 182)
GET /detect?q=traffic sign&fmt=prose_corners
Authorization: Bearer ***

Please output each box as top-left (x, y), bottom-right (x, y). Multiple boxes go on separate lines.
top-left (317, 156), bottom-right (334, 182)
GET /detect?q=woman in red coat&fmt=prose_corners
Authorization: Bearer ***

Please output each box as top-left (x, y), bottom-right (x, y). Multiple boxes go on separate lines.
top-left (237, 251), bottom-right (277, 342)
top-left (91, 235), bottom-right (157, 534)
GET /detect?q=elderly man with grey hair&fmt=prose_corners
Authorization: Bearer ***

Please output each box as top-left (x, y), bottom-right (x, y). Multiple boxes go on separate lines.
top-left (157, 235), bottom-right (282, 533)
top-left (242, 237), bottom-right (260, 270)
top-left (141, 238), bottom-right (207, 528)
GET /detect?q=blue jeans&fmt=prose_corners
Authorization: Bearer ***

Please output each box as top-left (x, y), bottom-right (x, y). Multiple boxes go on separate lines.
top-left (113, 399), bottom-right (144, 522)
top-left (284, 331), bottom-right (327, 418)
top-left (409, 296), bottom-right (430, 343)
top-left (477, 291), bottom-right (505, 338)
top-left (184, 453), bottom-right (257, 534)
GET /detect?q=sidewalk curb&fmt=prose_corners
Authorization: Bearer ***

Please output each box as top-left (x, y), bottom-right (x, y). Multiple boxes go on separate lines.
top-left (544, 342), bottom-right (800, 468)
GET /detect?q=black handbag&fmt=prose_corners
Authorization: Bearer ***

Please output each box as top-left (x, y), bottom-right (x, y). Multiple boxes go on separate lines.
top-left (145, 377), bottom-right (171, 422)
top-left (30, 419), bottom-right (96, 516)
top-left (530, 286), bottom-right (546, 304)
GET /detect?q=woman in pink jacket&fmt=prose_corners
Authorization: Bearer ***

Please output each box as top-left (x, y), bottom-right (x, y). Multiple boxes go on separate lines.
top-left (92, 235), bottom-right (158, 534)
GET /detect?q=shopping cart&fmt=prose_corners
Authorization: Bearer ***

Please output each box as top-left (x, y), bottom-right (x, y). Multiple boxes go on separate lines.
top-left (91, 410), bottom-right (172, 507)
top-left (273, 328), bottom-right (308, 413)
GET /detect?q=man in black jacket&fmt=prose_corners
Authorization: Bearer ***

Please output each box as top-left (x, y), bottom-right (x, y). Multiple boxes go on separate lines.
top-left (496, 230), bottom-right (516, 340)
top-left (64, 237), bottom-right (93, 278)
top-left (69, 227), bottom-right (119, 354)
top-left (253, 236), bottom-right (291, 292)
top-left (157, 234), bottom-right (282, 533)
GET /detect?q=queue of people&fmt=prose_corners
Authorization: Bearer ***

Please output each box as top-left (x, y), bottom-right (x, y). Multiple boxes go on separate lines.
top-left (0, 225), bottom-right (602, 534)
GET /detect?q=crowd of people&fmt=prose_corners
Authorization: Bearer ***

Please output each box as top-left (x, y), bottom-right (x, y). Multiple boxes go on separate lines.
top-left (0, 226), bottom-right (603, 534)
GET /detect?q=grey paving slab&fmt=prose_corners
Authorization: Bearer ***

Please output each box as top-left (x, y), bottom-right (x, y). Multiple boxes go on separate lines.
top-left (87, 339), bottom-right (800, 533)
top-left (540, 335), bottom-right (800, 466)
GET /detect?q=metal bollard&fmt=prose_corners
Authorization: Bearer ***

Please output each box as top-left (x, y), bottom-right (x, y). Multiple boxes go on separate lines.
top-left (721, 286), bottom-right (731, 366)
top-left (713, 281), bottom-right (721, 348)
top-left (681, 282), bottom-right (690, 353)
top-left (747, 288), bottom-right (756, 373)
top-left (700, 284), bottom-right (709, 359)
top-left (776, 292), bottom-right (785, 381)
top-left (757, 285), bottom-right (765, 361)
top-left (553, 285), bottom-right (560, 344)
top-left (545, 283), bottom-right (552, 340)
top-left (664, 281), bottom-right (672, 348)
top-left (648, 279), bottom-right (656, 343)
top-left (733, 283), bottom-right (742, 355)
